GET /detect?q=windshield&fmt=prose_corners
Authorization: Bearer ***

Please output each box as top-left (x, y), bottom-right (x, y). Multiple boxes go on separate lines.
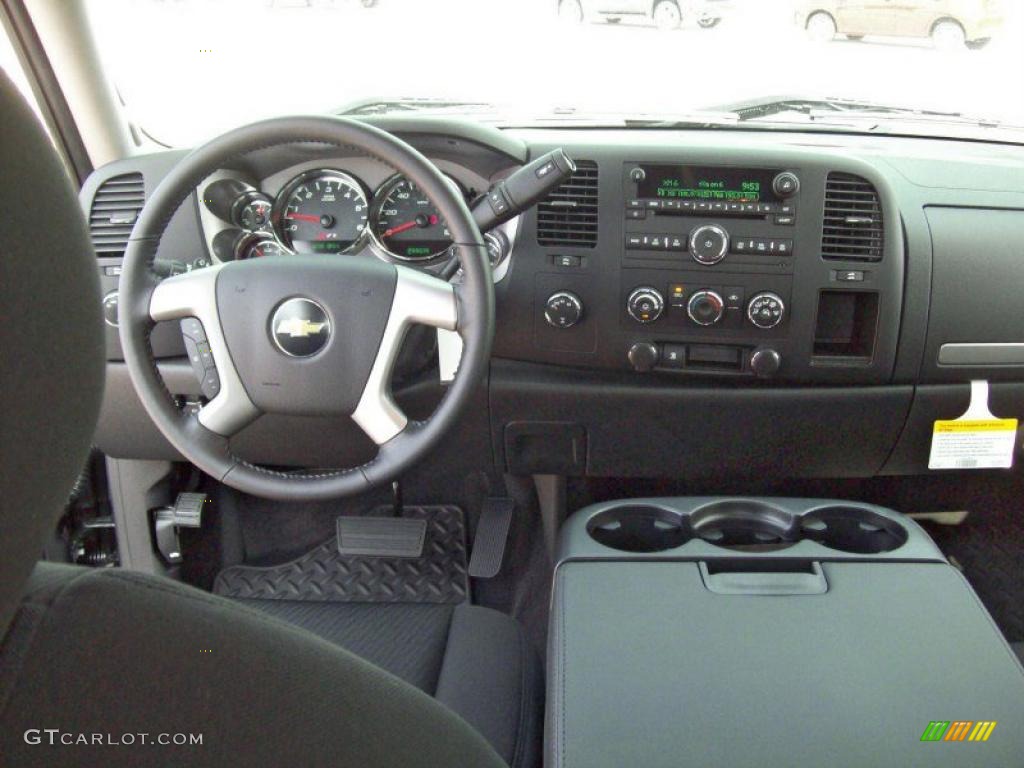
top-left (84, 0), bottom-right (1024, 146)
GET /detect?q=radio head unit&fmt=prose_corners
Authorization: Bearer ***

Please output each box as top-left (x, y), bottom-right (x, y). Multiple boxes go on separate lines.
top-left (636, 164), bottom-right (786, 204)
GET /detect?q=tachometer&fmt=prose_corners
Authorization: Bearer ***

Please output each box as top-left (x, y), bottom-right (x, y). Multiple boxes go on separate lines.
top-left (370, 175), bottom-right (455, 260)
top-left (275, 170), bottom-right (368, 255)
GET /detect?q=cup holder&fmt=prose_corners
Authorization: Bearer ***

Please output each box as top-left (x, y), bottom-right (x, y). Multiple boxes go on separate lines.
top-left (587, 505), bottom-right (690, 553)
top-left (585, 501), bottom-right (910, 555)
top-left (690, 500), bottom-right (799, 552)
top-left (800, 506), bottom-right (908, 554)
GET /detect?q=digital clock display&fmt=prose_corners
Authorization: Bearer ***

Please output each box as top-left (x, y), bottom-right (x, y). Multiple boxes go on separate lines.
top-left (636, 165), bottom-right (782, 204)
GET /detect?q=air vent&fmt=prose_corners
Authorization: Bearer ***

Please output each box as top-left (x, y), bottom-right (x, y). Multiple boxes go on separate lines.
top-left (537, 161), bottom-right (598, 248)
top-left (822, 173), bottom-right (883, 262)
top-left (89, 173), bottom-right (145, 257)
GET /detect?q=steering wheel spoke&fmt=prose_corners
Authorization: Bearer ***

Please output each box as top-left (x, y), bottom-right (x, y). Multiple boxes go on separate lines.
top-left (351, 265), bottom-right (457, 445)
top-left (149, 265), bottom-right (260, 437)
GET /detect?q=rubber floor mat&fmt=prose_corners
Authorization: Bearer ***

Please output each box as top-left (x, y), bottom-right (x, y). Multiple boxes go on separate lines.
top-left (214, 505), bottom-right (468, 604)
top-left (922, 508), bottom-right (1024, 643)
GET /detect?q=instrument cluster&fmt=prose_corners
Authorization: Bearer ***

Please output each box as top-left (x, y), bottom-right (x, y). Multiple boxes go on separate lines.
top-left (203, 168), bottom-right (469, 264)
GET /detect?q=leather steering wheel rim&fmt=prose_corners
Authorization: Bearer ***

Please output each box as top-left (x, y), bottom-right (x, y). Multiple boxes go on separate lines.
top-left (119, 116), bottom-right (494, 501)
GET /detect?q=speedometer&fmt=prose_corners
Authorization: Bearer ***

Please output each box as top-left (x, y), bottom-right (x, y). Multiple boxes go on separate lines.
top-left (370, 175), bottom-right (455, 261)
top-left (275, 170), bottom-right (368, 255)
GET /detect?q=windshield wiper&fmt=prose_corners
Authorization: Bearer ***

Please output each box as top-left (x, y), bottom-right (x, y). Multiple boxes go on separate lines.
top-left (337, 98), bottom-right (496, 117)
top-left (715, 95), bottom-right (1006, 129)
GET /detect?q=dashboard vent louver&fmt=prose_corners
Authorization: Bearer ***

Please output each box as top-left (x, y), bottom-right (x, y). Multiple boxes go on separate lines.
top-left (89, 173), bottom-right (145, 257)
top-left (537, 161), bottom-right (598, 248)
top-left (821, 173), bottom-right (883, 262)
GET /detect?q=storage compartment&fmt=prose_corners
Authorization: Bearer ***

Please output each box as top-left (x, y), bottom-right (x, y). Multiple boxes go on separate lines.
top-left (923, 207), bottom-right (1024, 383)
top-left (587, 505), bottom-right (689, 553)
top-left (800, 505), bottom-right (908, 554)
top-left (812, 290), bottom-right (879, 359)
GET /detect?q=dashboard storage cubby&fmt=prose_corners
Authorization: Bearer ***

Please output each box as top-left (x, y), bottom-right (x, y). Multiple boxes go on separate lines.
top-left (551, 497), bottom-right (1024, 767)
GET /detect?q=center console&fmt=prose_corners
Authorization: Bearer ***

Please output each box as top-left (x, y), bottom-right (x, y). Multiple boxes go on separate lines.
top-left (548, 498), bottom-right (1024, 767)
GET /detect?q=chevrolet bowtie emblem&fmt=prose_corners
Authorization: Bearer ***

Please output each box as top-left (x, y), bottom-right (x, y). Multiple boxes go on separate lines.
top-left (275, 318), bottom-right (327, 338)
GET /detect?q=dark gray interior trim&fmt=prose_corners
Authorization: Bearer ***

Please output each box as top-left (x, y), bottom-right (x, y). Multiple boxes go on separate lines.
top-left (939, 343), bottom-right (1024, 366)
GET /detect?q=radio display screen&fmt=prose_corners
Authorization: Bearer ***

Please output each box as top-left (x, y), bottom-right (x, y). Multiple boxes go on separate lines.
top-left (637, 165), bottom-right (782, 203)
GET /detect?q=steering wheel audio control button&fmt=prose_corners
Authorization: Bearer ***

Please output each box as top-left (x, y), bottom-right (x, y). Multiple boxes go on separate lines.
top-left (180, 317), bottom-right (221, 400)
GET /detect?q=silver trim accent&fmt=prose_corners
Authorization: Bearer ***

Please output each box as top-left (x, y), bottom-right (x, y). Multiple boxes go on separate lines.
top-left (627, 287), bottom-right (664, 324)
top-left (149, 264), bottom-right (260, 436)
top-left (367, 173), bottom-right (462, 262)
top-left (938, 343), bottom-right (1024, 367)
top-left (689, 224), bottom-right (730, 265)
top-left (687, 290), bottom-right (725, 326)
top-left (351, 266), bottom-right (458, 445)
top-left (746, 291), bottom-right (786, 330)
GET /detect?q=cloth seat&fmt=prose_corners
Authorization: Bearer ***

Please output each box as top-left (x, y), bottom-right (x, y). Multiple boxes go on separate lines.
top-left (236, 598), bottom-right (543, 767)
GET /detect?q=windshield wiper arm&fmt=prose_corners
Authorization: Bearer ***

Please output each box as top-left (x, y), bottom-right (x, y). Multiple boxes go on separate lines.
top-left (716, 95), bottom-right (1003, 128)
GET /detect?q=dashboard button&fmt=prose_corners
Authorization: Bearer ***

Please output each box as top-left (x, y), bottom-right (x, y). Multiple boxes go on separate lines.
top-left (627, 199), bottom-right (643, 209)
top-left (774, 214), bottom-right (796, 226)
top-left (668, 283), bottom-right (687, 307)
top-left (836, 270), bottom-right (865, 282)
top-left (773, 239), bottom-right (794, 255)
top-left (101, 290), bottom-right (119, 327)
top-left (747, 292), bottom-right (786, 329)
top-left (723, 287), bottom-right (745, 309)
top-left (662, 344), bottom-right (686, 368)
top-left (630, 167), bottom-right (646, 183)
top-left (626, 234), bottom-right (643, 249)
top-left (772, 171), bottom-right (801, 198)
top-left (627, 209), bottom-right (647, 220)
top-left (544, 291), bottom-right (584, 329)
top-left (552, 254), bottom-right (582, 268)
top-left (628, 342), bottom-right (659, 372)
top-left (667, 235), bottom-right (687, 251)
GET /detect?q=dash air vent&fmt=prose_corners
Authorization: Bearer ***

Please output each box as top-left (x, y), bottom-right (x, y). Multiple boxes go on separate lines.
top-left (537, 161), bottom-right (598, 248)
top-left (822, 173), bottom-right (883, 262)
top-left (89, 173), bottom-right (145, 257)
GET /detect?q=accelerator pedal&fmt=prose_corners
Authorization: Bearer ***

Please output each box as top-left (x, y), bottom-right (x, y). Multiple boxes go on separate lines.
top-left (468, 497), bottom-right (514, 579)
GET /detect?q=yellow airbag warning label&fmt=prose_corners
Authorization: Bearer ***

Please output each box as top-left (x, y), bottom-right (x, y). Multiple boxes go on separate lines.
top-left (929, 419), bottom-right (1018, 470)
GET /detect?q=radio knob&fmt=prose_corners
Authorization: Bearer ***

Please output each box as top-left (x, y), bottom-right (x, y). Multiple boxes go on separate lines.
top-left (628, 342), bottom-right (660, 372)
top-left (627, 287), bottom-right (664, 324)
top-left (544, 291), bottom-right (583, 329)
top-left (689, 224), bottom-right (729, 265)
top-left (772, 171), bottom-right (800, 198)
top-left (687, 290), bottom-right (725, 326)
top-left (747, 292), bottom-right (786, 329)
top-left (750, 347), bottom-right (782, 378)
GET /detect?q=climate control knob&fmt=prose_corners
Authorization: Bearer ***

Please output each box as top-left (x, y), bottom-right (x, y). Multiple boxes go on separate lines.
top-left (747, 292), bottom-right (786, 329)
top-left (687, 290), bottom-right (725, 326)
top-left (627, 287), bottom-right (664, 324)
top-left (689, 224), bottom-right (729, 265)
top-left (544, 291), bottom-right (583, 329)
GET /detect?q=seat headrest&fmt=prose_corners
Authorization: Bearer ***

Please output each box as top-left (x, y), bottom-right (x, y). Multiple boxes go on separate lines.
top-left (0, 68), bottom-right (105, 637)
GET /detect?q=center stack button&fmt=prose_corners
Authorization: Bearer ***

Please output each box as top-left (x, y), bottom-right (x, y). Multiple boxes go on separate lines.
top-left (627, 287), bottom-right (664, 324)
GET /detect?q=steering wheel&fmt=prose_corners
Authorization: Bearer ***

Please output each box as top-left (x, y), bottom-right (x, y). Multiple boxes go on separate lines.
top-left (120, 117), bottom-right (494, 501)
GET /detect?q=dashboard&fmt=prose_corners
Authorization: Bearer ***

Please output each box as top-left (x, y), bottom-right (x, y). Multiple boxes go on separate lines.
top-left (82, 118), bottom-right (1024, 481)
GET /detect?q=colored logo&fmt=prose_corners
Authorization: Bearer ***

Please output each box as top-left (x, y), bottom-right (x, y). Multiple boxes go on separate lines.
top-left (921, 721), bottom-right (997, 742)
top-left (270, 298), bottom-right (331, 358)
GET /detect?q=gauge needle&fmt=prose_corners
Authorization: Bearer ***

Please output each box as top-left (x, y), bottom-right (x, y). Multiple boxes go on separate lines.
top-left (285, 213), bottom-right (321, 223)
top-left (384, 214), bottom-right (438, 238)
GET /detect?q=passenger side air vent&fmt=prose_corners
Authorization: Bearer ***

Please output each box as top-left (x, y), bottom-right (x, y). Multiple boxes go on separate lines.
top-left (822, 173), bottom-right (883, 262)
top-left (537, 161), bottom-right (598, 248)
top-left (89, 173), bottom-right (145, 257)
